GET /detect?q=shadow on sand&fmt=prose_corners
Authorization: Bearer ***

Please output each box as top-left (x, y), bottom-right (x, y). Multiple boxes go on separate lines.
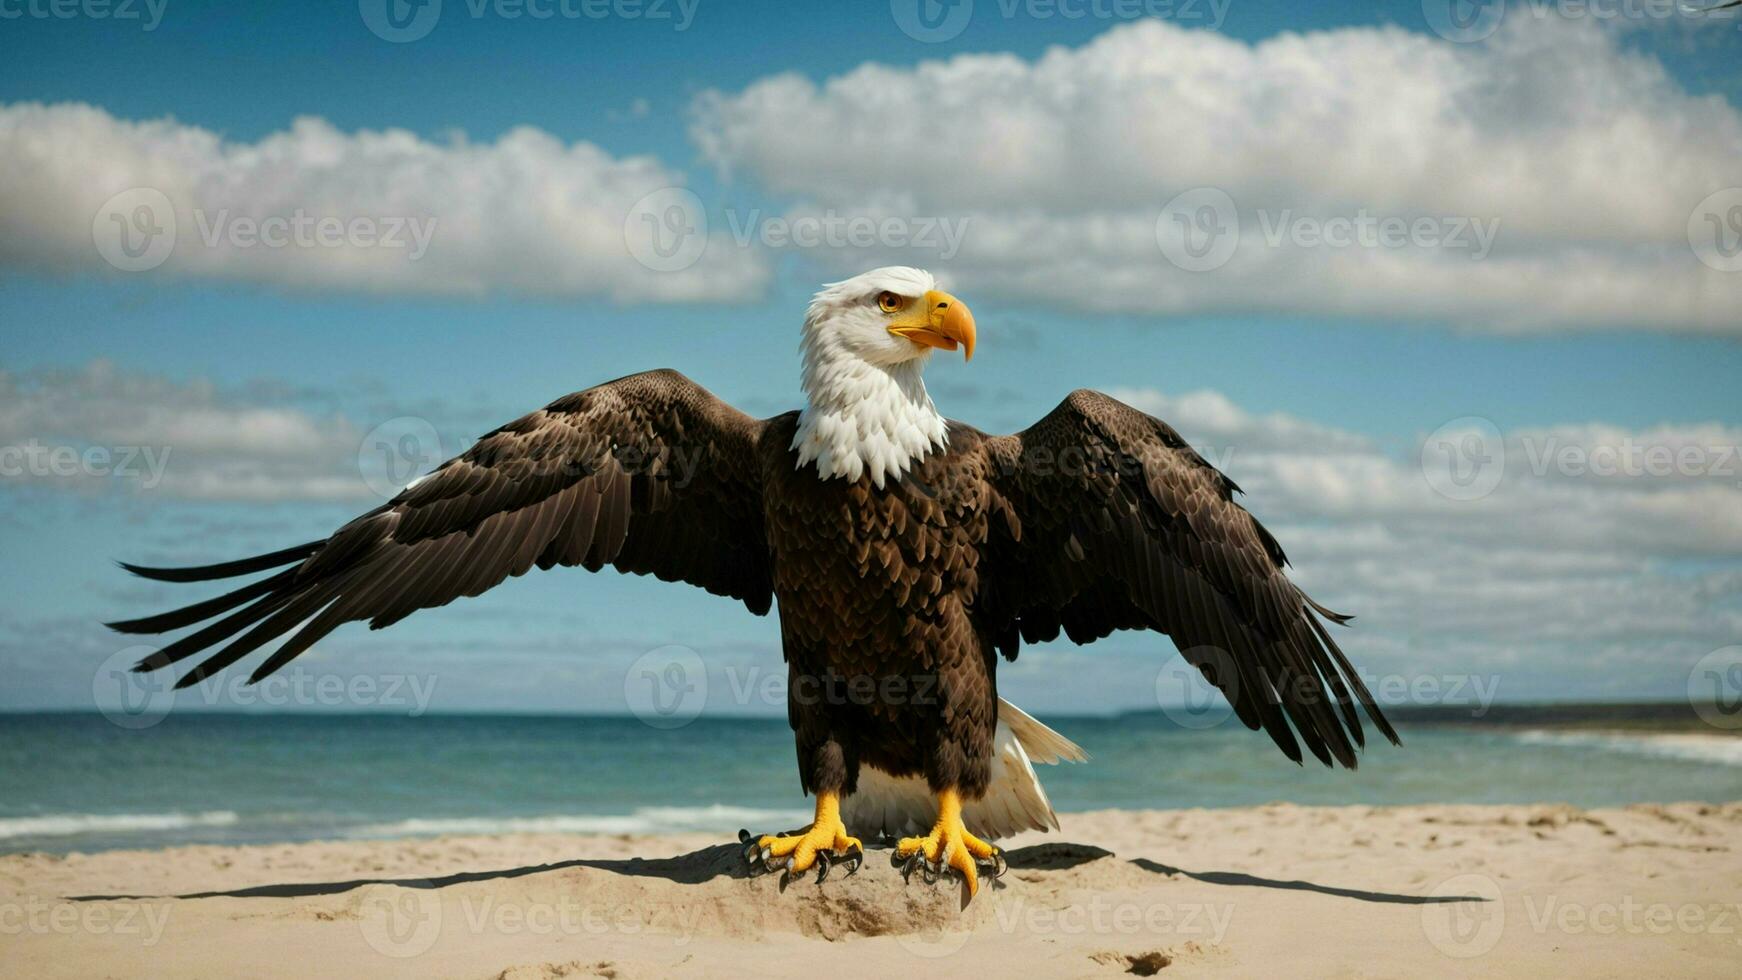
top-left (69, 841), bottom-right (753, 901)
top-left (69, 840), bottom-right (1486, 906)
top-left (1129, 858), bottom-right (1486, 905)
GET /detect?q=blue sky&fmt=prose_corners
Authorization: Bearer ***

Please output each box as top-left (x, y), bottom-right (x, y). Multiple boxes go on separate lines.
top-left (2, 1), bottom-right (1740, 715)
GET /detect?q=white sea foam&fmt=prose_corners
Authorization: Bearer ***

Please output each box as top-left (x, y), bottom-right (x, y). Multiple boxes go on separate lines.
top-left (0, 810), bottom-right (239, 840)
top-left (348, 804), bottom-right (812, 839)
top-left (1512, 730), bottom-right (1742, 767)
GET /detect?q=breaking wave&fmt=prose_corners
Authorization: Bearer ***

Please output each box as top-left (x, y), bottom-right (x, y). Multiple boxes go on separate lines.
top-left (1512, 730), bottom-right (1742, 767)
top-left (348, 804), bottom-right (811, 838)
top-left (0, 810), bottom-right (240, 840)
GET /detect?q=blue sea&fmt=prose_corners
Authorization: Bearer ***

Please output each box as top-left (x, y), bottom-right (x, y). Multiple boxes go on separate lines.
top-left (3, 713), bottom-right (1740, 854)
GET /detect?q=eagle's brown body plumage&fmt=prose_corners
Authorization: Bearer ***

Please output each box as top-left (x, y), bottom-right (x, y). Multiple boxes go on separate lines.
top-left (763, 412), bottom-right (1000, 801)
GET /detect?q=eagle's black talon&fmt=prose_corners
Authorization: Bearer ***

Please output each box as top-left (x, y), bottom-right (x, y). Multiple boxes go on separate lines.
top-left (815, 850), bottom-right (832, 883)
top-left (899, 852), bottom-right (922, 882)
top-left (921, 858), bottom-right (943, 885)
top-left (838, 843), bottom-right (864, 877)
top-left (738, 828), bottom-right (753, 845)
top-left (980, 847), bottom-right (1007, 879)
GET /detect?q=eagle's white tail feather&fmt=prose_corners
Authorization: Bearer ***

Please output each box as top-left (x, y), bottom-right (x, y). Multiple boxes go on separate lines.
top-left (841, 698), bottom-right (1086, 840)
top-left (996, 698), bottom-right (1089, 765)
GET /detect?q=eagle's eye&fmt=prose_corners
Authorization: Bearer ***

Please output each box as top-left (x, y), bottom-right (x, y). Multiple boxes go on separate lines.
top-left (875, 291), bottom-right (906, 314)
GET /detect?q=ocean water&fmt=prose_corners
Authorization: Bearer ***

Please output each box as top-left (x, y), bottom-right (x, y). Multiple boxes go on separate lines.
top-left (2, 713), bottom-right (1739, 854)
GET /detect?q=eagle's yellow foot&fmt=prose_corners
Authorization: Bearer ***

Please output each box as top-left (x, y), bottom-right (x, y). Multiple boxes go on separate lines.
top-left (890, 789), bottom-right (1007, 906)
top-left (738, 790), bottom-right (863, 887)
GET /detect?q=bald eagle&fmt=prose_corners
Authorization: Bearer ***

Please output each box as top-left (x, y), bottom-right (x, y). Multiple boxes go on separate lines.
top-left (110, 267), bottom-right (1397, 902)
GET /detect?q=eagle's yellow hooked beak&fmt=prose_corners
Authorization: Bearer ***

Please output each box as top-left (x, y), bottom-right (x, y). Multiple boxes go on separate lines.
top-left (889, 290), bottom-right (976, 361)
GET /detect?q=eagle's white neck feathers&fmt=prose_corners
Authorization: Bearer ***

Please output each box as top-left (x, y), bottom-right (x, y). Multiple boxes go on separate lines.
top-left (792, 269), bottom-right (949, 488)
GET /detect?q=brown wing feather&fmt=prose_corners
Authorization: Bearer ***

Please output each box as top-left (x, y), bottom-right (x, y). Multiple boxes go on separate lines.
top-left (980, 389), bottom-right (1397, 768)
top-left (109, 369), bottom-right (773, 688)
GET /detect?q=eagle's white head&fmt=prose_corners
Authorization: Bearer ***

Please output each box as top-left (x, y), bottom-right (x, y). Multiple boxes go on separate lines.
top-left (793, 266), bottom-right (977, 488)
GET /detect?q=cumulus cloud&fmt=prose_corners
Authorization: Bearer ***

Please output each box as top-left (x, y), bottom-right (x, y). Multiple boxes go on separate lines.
top-left (0, 102), bottom-right (768, 302)
top-left (692, 17), bottom-right (1742, 333)
top-left (1110, 387), bottom-right (1373, 456)
top-left (0, 361), bottom-right (394, 502)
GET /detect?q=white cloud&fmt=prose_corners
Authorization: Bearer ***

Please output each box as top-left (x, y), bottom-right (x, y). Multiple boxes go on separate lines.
top-left (1110, 386), bottom-right (1372, 455)
top-left (0, 102), bottom-right (768, 302)
top-left (0, 361), bottom-right (383, 502)
top-left (692, 17), bottom-right (1742, 333)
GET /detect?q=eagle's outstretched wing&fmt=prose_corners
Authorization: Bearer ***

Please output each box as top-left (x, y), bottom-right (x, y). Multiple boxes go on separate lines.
top-left (979, 389), bottom-right (1397, 769)
top-left (110, 369), bottom-right (772, 688)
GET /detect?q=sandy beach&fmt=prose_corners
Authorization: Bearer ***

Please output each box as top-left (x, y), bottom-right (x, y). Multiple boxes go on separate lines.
top-left (4, 801), bottom-right (1740, 977)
